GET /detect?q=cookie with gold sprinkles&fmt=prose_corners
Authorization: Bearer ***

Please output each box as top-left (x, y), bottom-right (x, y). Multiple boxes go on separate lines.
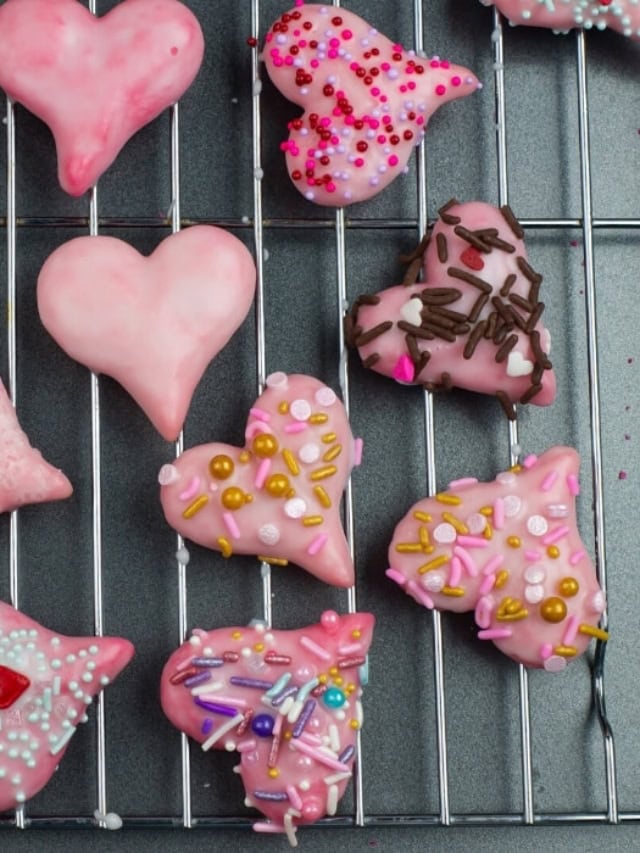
top-left (159, 373), bottom-right (361, 587)
top-left (387, 447), bottom-right (607, 670)
top-left (161, 610), bottom-right (374, 846)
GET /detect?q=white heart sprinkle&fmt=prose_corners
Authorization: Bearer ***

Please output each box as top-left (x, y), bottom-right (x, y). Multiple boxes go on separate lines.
top-left (506, 350), bottom-right (534, 378)
top-left (399, 296), bottom-right (423, 327)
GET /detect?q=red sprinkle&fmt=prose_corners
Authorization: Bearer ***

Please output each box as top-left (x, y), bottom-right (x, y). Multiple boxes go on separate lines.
top-left (460, 247), bottom-right (485, 271)
top-left (246, 36), bottom-right (258, 48)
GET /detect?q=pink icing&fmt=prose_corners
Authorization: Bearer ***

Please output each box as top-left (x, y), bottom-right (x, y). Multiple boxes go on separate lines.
top-left (37, 226), bottom-right (256, 442)
top-left (387, 446), bottom-right (607, 668)
top-left (0, 600), bottom-right (133, 811)
top-left (160, 611), bottom-right (374, 840)
top-left (484, 0), bottom-right (640, 41)
top-left (0, 0), bottom-right (204, 195)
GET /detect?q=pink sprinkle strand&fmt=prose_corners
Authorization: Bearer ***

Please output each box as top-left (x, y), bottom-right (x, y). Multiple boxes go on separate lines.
top-left (567, 473), bottom-right (580, 495)
top-left (482, 554), bottom-right (505, 575)
top-left (523, 454), bottom-right (538, 469)
top-left (299, 635), bottom-right (331, 661)
top-left (456, 535), bottom-right (490, 549)
top-left (479, 574), bottom-right (496, 596)
top-left (562, 615), bottom-right (579, 646)
top-left (474, 595), bottom-right (493, 629)
top-left (448, 477), bottom-right (478, 490)
top-left (386, 568), bottom-right (407, 587)
top-left (223, 512), bottom-right (241, 540)
top-left (541, 470), bottom-right (558, 491)
top-left (493, 497), bottom-right (505, 530)
top-left (353, 437), bottom-right (363, 466)
top-left (179, 475), bottom-right (200, 502)
top-left (236, 739), bottom-right (257, 753)
top-left (454, 545), bottom-right (478, 578)
top-left (569, 550), bottom-right (586, 566)
top-left (287, 785), bottom-right (303, 811)
top-left (478, 628), bottom-right (513, 640)
top-left (249, 407), bottom-right (271, 422)
top-left (540, 643), bottom-right (553, 660)
top-left (525, 550), bottom-right (542, 562)
top-left (448, 555), bottom-right (462, 587)
top-left (307, 533), bottom-right (328, 555)
top-left (289, 739), bottom-right (351, 773)
top-left (254, 457), bottom-right (271, 489)
top-left (408, 580), bottom-right (434, 610)
top-left (542, 525), bottom-right (570, 546)
top-left (285, 421), bottom-right (308, 434)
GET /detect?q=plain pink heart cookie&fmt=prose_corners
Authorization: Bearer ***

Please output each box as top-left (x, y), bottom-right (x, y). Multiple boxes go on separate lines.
top-left (387, 447), bottom-right (608, 671)
top-left (483, 0), bottom-right (640, 40)
top-left (263, 4), bottom-right (481, 206)
top-left (159, 373), bottom-right (361, 587)
top-left (347, 200), bottom-right (555, 417)
top-left (161, 610), bottom-right (374, 844)
top-left (0, 600), bottom-right (134, 812)
top-left (0, 0), bottom-right (204, 196)
top-left (0, 380), bottom-right (72, 513)
top-left (37, 226), bottom-right (256, 442)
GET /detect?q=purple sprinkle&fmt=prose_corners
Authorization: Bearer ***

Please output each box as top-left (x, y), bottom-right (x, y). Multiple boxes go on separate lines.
top-left (184, 671), bottom-right (212, 688)
top-left (292, 699), bottom-right (316, 738)
top-left (201, 718), bottom-right (214, 735)
top-left (270, 685), bottom-right (298, 707)
top-left (229, 677), bottom-right (274, 690)
top-left (253, 790), bottom-right (289, 802)
top-left (338, 744), bottom-right (355, 764)
top-left (192, 657), bottom-right (224, 668)
top-left (194, 698), bottom-right (238, 717)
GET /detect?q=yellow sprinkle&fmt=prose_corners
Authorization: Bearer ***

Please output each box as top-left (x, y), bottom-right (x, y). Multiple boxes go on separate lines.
top-left (578, 624), bottom-right (609, 642)
top-left (268, 768), bottom-right (280, 779)
top-left (182, 495), bottom-right (208, 519)
top-left (495, 570), bottom-right (509, 589)
top-left (435, 493), bottom-right (462, 506)
top-left (283, 730), bottom-right (293, 741)
top-left (313, 485), bottom-right (332, 508)
top-left (302, 515), bottom-right (324, 526)
top-left (257, 556), bottom-right (289, 566)
top-left (239, 450), bottom-right (251, 463)
top-left (351, 629), bottom-right (361, 639)
top-left (442, 512), bottom-right (469, 535)
top-left (231, 631), bottom-right (242, 641)
top-left (217, 537), bottom-right (232, 558)
top-left (553, 645), bottom-right (578, 658)
top-left (507, 536), bottom-right (521, 548)
top-left (418, 554), bottom-right (449, 575)
top-left (345, 682), bottom-right (356, 694)
top-left (496, 610), bottom-right (529, 622)
top-left (322, 432), bottom-right (337, 444)
top-left (318, 674), bottom-right (328, 685)
top-left (285, 489), bottom-right (296, 499)
top-left (510, 464), bottom-right (522, 473)
top-left (419, 526), bottom-right (432, 551)
top-left (483, 521), bottom-right (493, 540)
top-left (278, 401), bottom-right (289, 414)
top-left (441, 586), bottom-right (465, 597)
top-left (480, 506), bottom-right (493, 517)
top-left (349, 719), bottom-right (360, 730)
top-left (333, 676), bottom-right (344, 687)
top-left (323, 444), bottom-right (342, 463)
top-left (496, 598), bottom-right (528, 621)
top-left (310, 465), bottom-right (337, 481)
top-left (329, 666), bottom-right (339, 677)
top-left (395, 542), bottom-right (423, 554)
top-left (309, 413), bottom-right (329, 424)
top-left (547, 545), bottom-right (560, 559)
top-left (282, 449), bottom-right (300, 476)
top-left (254, 643), bottom-right (265, 652)
top-left (413, 511), bottom-right (432, 523)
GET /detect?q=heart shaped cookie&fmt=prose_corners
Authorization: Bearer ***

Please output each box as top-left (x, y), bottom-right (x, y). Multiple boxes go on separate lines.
top-left (0, 0), bottom-right (204, 196)
top-left (263, 4), bottom-right (481, 206)
top-left (159, 373), bottom-right (360, 587)
top-left (482, 0), bottom-right (640, 41)
top-left (0, 379), bottom-right (72, 513)
top-left (347, 200), bottom-right (556, 417)
top-left (0, 600), bottom-right (134, 811)
top-left (387, 447), bottom-right (607, 670)
top-left (37, 226), bottom-right (256, 442)
top-left (161, 610), bottom-right (374, 843)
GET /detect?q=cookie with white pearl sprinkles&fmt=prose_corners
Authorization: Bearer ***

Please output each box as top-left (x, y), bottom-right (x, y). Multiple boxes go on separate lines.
top-left (0, 600), bottom-right (134, 812)
top-left (387, 447), bottom-right (608, 670)
top-left (346, 200), bottom-right (555, 418)
top-left (481, 0), bottom-right (640, 40)
top-left (161, 611), bottom-right (374, 845)
top-left (262, 3), bottom-right (481, 206)
top-left (0, 0), bottom-right (204, 196)
top-left (159, 373), bottom-right (361, 587)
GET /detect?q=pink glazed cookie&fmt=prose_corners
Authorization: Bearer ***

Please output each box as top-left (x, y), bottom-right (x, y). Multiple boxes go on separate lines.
top-left (387, 447), bottom-right (608, 671)
top-left (0, 0), bottom-right (204, 196)
top-left (483, 0), bottom-right (640, 40)
top-left (347, 200), bottom-right (555, 417)
top-left (159, 373), bottom-right (361, 587)
top-left (37, 226), bottom-right (256, 442)
top-left (161, 611), bottom-right (374, 844)
top-left (0, 600), bottom-right (133, 811)
top-left (263, 3), bottom-right (481, 206)
top-left (0, 380), bottom-right (71, 513)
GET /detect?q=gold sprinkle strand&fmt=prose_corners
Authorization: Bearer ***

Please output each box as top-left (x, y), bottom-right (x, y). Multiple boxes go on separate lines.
top-left (282, 449), bottom-right (300, 476)
top-left (578, 624), bottom-right (609, 642)
top-left (495, 570), bottom-right (510, 589)
top-left (217, 537), bottom-right (232, 558)
top-left (313, 485), bottom-right (332, 508)
top-left (278, 401), bottom-right (289, 414)
top-left (419, 526), bottom-right (433, 553)
top-left (496, 597), bottom-right (528, 621)
top-left (553, 645), bottom-right (578, 657)
top-left (418, 555), bottom-right (449, 574)
top-left (310, 465), bottom-right (337, 481)
top-left (413, 510), bottom-right (432, 523)
top-left (322, 432), bottom-right (337, 444)
top-left (441, 586), bottom-right (465, 597)
top-left (239, 450), bottom-right (251, 463)
top-left (182, 495), bottom-right (208, 519)
top-left (480, 506), bottom-right (493, 517)
top-left (442, 512), bottom-right (469, 535)
top-left (323, 444), bottom-right (342, 463)
top-left (483, 522), bottom-right (493, 540)
top-left (435, 493), bottom-right (461, 506)
top-left (302, 515), bottom-right (324, 526)
top-left (507, 536), bottom-right (521, 548)
top-left (396, 543), bottom-right (423, 554)
top-left (309, 413), bottom-right (328, 424)
top-left (258, 556), bottom-right (288, 566)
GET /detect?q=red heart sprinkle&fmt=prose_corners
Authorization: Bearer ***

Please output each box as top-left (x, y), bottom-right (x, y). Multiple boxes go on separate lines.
top-left (0, 664), bottom-right (30, 709)
top-left (460, 247), bottom-right (484, 271)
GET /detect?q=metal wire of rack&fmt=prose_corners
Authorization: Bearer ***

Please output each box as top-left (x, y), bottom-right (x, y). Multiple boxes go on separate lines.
top-left (1, 0), bottom-right (637, 838)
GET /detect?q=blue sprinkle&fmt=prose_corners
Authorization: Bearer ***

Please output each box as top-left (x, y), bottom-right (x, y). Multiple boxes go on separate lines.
top-left (338, 744), bottom-right (355, 764)
top-left (201, 718), bottom-right (214, 735)
top-left (191, 657), bottom-right (224, 668)
top-left (229, 677), bottom-right (274, 690)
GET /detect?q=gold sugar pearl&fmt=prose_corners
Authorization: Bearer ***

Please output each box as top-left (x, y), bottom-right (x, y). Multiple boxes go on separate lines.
top-left (221, 487), bottom-right (245, 511)
top-left (540, 596), bottom-right (567, 624)
top-left (267, 768), bottom-right (280, 779)
top-left (507, 536), bottom-right (521, 548)
top-left (559, 577), bottom-right (579, 597)
top-left (351, 629), bottom-right (361, 639)
top-left (209, 454), bottom-right (234, 480)
top-left (547, 545), bottom-right (560, 559)
top-left (329, 666), bottom-right (339, 677)
top-left (252, 434), bottom-right (279, 458)
top-left (349, 720), bottom-right (360, 730)
top-left (265, 473), bottom-right (290, 497)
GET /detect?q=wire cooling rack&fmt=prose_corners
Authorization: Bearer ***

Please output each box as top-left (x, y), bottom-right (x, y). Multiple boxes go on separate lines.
top-left (1, 0), bottom-right (639, 840)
